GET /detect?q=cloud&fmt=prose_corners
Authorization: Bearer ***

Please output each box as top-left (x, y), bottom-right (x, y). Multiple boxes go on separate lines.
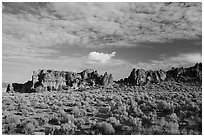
top-left (2, 2), bottom-right (202, 82)
top-left (2, 2), bottom-right (202, 51)
top-left (3, 52), bottom-right (133, 82)
top-left (88, 51), bottom-right (116, 64)
top-left (133, 52), bottom-right (202, 71)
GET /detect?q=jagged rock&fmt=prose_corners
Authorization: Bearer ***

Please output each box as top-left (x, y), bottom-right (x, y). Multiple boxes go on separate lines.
top-left (21, 81), bottom-right (34, 93)
top-left (108, 74), bottom-right (113, 84)
top-left (9, 68), bottom-right (113, 93)
top-left (153, 71), bottom-right (161, 83)
top-left (136, 69), bottom-right (146, 85)
top-left (166, 63), bottom-right (202, 82)
top-left (80, 69), bottom-right (94, 80)
top-left (158, 69), bottom-right (167, 81)
top-left (124, 63), bottom-right (201, 85)
top-left (102, 72), bottom-right (110, 86)
top-left (6, 83), bottom-right (23, 93)
top-left (127, 68), bottom-right (166, 85)
top-left (127, 69), bottom-right (147, 85)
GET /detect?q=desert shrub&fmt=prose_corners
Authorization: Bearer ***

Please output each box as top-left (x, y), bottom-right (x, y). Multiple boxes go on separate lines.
top-left (3, 123), bottom-right (18, 134)
top-left (49, 118), bottom-right (61, 125)
top-left (165, 113), bottom-right (178, 122)
top-left (188, 130), bottom-right (200, 135)
top-left (59, 109), bottom-right (75, 124)
top-left (7, 103), bottom-right (16, 111)
top-left (15, 119), bottom-right (39, 135)
top-left (75, 118), bottom-right (85, 129)
top-left (129, 117), bottom-right (142, 132)
top-left (71, 106), bottom-right (85, 117)
top-left (180, 128), bottom-right (188, 135)
top-left (37, 115), bottom-right (50, 126)
top-left (60, 122), bottom-right (77, 135)
top-left (150, 117), bottom-right (180, 135)
top-left (51, 104), bottom-right (59, 110)
top-left (38, 102), bottom-right (49, 109)
top-left (95, 121), bottom-right (115, 135)
top-left (106, 117), bottom-right (120, 126)
top-left (21, 108), bottom-right (29, 117)
top-left (45, 126), bottom-right (61, 135)
top-left (4, 115), bottom-right (20, 124)
top-left (21, 122), bottom-right (35, 134)
top-left (2, 98), bottom-right (13, 105)
top-left (3, 115), bottom-right (20, 134)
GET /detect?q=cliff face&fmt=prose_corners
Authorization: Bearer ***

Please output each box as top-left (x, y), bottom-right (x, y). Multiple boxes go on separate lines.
top-left (123, 63), bottom-right (202, 85)
top-left (6, 69), bottom-right (113, 93)
top-left (166, 63), bottom-right (202, 82)
top-left (6, 63), bottom-right (202, 93)
top-left (124, 69), bottom-right (167, 85)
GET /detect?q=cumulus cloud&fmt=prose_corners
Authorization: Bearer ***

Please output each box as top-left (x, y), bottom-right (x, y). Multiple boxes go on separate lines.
top-left (88, 51), bottom-right (116, 64)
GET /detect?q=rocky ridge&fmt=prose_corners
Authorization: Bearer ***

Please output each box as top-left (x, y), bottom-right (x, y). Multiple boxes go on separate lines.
top-left (6, 63), bottom-right (202, 93)
top-left (6, 69), bottom-right (113, 93)
top-left (119, 63), bottom-right (202, 85)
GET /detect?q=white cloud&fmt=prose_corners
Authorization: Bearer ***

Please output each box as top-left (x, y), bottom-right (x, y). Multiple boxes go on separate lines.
top-left (88, 51), bottom-right (116, 64)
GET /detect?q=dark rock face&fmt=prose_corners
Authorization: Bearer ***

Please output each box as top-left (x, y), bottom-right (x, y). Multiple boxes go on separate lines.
top-left (8, 69), bottom-right (114, 93)
top-left (123, 63), bottom-right (201, 85)
top-left (126, 69), bottom-right (166, 85)
top-left (166, 63), bottom-right (202, 82)
top-left (6, 83), bottom-right (23, 93)
top-left (127, 69), bottom-right (146, 85)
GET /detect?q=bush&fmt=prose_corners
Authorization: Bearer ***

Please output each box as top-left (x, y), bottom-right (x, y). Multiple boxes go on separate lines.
top-left (60, 122), bottom-right (77, 135)
top-left (95, 121), bottom-right (115, 135)
top-left (106, 117), bottom-right (120, 126)
top-left (18, 119), bottom-right (39, 134)
top-left (4, 115), bottom-right (20, 124)
top-left (3, 123), bottom-right (18, 134)
top-left (22, 122), bottom-right (35, 134)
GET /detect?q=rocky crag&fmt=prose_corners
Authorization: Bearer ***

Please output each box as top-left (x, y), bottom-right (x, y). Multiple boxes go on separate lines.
top-left (6, 63), bottom-right (201, 93)
top-left (6, 69), bottom-right (113, 93)
top-left (119, 63), bottom-right (202, 85)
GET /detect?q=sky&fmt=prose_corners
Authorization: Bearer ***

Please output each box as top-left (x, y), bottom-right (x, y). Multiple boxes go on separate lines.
top-left (2, 2), bottom-right (202, 83)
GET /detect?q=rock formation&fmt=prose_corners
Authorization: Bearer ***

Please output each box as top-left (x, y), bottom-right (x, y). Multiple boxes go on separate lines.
top-left (166, 63), bottom-right (202, 82)
top-left (122, 63), bottom-right (201, 86)
top-left (125, 69), bottom-right (166, 86)
top-left (6, 63), bottom-right (201, 93)
top-left (6, 69), bottom-right (114, 93)
top-left (6, 83), bottom-right (23, 93)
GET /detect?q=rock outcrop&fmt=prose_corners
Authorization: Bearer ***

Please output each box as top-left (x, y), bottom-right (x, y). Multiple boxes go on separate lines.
top-left (122, 63), bottom-right (201, 85)
top-left (125, 69), bottom-right (166, 85)
top-left (166, 63), bottom-right (202, 82)
top-left (6, 83), bottom-right (23, 93)
top-left (7, 69), bottom-right (114, 93)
